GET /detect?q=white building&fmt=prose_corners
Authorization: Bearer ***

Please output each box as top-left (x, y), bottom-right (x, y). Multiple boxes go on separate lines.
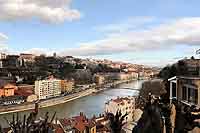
top-left (105, 96), bottom-right (135, 122)
top-left (35, 78), bottom-right (62, 100)
top-left (0, 53), bottom-right (6, 59)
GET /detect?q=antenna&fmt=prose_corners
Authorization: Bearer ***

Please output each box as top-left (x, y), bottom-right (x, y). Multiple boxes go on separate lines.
top-left (196, 49), bottom-right (200, 59)
top-left (195, 49), bottom-right (200, 75)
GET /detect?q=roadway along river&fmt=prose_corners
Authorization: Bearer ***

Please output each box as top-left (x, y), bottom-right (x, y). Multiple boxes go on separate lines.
top-left (0, 80), bottom-right (144, 128)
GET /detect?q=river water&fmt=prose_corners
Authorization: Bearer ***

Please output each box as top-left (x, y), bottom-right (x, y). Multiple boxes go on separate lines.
top-left (0, 80), bottom-right (144, 128)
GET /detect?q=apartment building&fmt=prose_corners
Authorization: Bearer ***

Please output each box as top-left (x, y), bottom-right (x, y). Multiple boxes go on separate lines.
top-left (19, 53), bottom-right (35, 62)
top-left (35, 78), bottom-right (61, 100)
top-left (93, 74), bottom-right (105, 85)
top-left (105, 96), bottom-right (135, 122)
top-left (0, 83), bottom-right (17, 97)
top-left (168, 76), bottom-right (200, 107)
top-left (61, 79), bottom-right (74, 93)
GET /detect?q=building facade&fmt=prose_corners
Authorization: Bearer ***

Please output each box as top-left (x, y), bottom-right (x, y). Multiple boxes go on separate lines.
top-left (168, 76), bottom-right (200, 107)
top-left (112, 72), bottom-right (138, 80)
top-left (0, 83), bottom-right (17, 97)
top-left (93, 74), bottom-right (105, 85)
top-left (61, 79), bottom-right (74, 94)
top-left (0, 55), bottom-right (20, 68)
top-left (0, 53), bottom-right (6, 60)
top-left (35, 78), bottom-right (62, 100)
top-left (105, 96), bottom-right (135, 122)
top-left (19, 53), bottom-right (35, 62)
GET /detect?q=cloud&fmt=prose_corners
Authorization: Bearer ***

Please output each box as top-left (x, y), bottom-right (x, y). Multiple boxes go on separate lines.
top-left (0, 0), bottom-right (81, 23)
top-left (0, 33), bottom-right (8, 40)
top-left (59, 17), bottom-right (200, 56)
top-left (0, 32), bottom-right (8, 51)
top-left (94, 16), bottom-right (155, 34)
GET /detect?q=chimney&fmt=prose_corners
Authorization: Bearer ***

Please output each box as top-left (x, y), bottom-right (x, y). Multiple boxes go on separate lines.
top-left (80, 112), bottom-right (83, 116)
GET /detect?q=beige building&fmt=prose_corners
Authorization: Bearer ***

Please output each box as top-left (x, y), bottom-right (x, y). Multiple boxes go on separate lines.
top-left (115, 72), bottom-right (138, 80)
top-left (94, 74), bottom-right (105, 85)
top-left (35, 78), bottom-right (62, 100)
top-left (168, 76), bottom-right (200, 133)
top-left (20, 53), bottom-right (35, 62)
top-left (105, 96), bottom-right (135, 122)
top-left (168, 76), bottom-right (200, 107)
top-left (61, 79), bottom-right (74, 93)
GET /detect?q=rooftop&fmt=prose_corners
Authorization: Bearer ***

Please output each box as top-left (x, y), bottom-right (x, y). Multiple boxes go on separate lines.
top-left (111, 96), bottom-right (133, 104)
top-left (59, 113), bottom-right (96, 132)
top-left (168, 76), bottom-right (200, 81)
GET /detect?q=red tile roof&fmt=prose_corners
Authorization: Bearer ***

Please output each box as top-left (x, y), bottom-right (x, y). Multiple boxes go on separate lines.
top-left (15, 89), bottom-right (33, 97)
top-left (51, 124), bottom-right (64, 133)
top-left (60, 113), bottom-right (96, 132)
top-left (85, 120), bottom-right (96, 128)
top-left (59, 118), bottom-right (72, 127)
top-left (74, 122), bottom-right (86, 131)
top-left (113, 98), bottom-right (123, 103)
top-left (112, 97), bottom-right (132, 104)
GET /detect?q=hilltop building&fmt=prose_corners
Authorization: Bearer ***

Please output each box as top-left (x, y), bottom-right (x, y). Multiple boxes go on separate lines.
top-left (19, 53), bottom-right (35, 61)
top-left (0, 53), bottom-right (6, 59)
top-left (0, 55), bottom-right (20, 68)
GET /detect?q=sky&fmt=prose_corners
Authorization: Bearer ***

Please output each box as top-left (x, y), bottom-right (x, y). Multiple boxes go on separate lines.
top-left (0, 0), bottom-right (200, 67)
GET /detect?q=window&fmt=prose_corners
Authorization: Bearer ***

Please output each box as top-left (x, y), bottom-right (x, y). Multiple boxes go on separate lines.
top-left (188, 88), bottom-right (191, 102)
top-left (182, 86), bottom-right (187, 100)
top-left (186, 87), bottom-right (198, 104)
top-left (194, 89), bottom-right (198, 104)
top-left (172, 82), bottom-right (176, 97)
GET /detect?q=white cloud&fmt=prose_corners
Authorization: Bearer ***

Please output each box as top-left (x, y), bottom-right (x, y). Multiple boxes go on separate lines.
top-left (0, 0), bottom-right (81, 23)
top-left (0, 33), bottom-right (8, 51)
top-left (59, 17), bottom-right (200, 56)
top-left (0, 33), bottom-right (8, 40)
top-left (94, 16), bottom-right (155, 34)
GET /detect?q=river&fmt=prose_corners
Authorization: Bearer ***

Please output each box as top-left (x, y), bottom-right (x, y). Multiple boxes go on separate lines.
top-left (0, 80), bottom-right (144, 128)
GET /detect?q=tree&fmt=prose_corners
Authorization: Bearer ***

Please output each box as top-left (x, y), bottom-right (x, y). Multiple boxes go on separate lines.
top-left (107, 111), bottom-right (128, 133)
top-left (72, 69), bottom-right (92, 84)
top-left (59, 63), bottom-right (75, 79)
top-left (74, 63), bottom-right (85, 69)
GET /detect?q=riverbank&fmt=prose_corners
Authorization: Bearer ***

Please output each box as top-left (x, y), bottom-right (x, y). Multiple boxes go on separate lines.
top-left (0, 79), bottom-right (137, 115)
top-left (0, 88), bottom-right (95, 115)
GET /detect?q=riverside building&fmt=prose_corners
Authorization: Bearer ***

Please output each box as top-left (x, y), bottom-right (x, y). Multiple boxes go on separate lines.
top-left (35, 78), bottom-right (62, 100)
top-left (60, 79), bottom-right (74, 94)
top-left (0, 83), bottom-right (17, 97)
top-left (105, 96), bottom-right (135, 122)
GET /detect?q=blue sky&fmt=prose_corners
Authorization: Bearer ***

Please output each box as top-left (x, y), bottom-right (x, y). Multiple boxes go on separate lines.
top-left (0, 0), bottom-right (200, 66)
